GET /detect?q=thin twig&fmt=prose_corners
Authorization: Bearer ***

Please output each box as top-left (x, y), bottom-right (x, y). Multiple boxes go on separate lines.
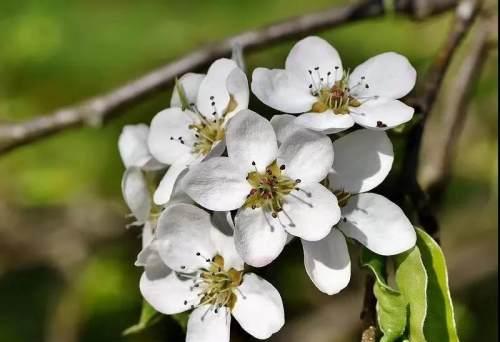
top-left (360, 275), bottom-right (378, 341)
top-left (420, 15), bottom-right (496, 204)
top-left (360, 1), bottom-right (484, 338)
top-left (0, 0), bottom-right (385, 156)
top-left (398, 0), bottom-right (482, 241)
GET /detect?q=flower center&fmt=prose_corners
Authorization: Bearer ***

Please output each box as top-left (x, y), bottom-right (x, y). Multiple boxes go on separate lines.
top-left (189, 119), bottom-right (225, 156)
top-left (310, 70), bottom-right (362, 114)
top-left (185, 254), bottom-right (242, 312)
top-left (175, 79), bottom-right (238, 156)
top-left (244, 161), bottom-right (300, 216)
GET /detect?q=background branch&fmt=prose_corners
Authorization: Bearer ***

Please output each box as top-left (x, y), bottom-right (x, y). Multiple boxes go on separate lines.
top-left (0, 0), bottom-right (385, 156)
top-left (420, 14), bottom-right (497, 204)
top-left (398, 0), bottom-right (482, 241)
top-left (0, 0), bottom-right (462, 156)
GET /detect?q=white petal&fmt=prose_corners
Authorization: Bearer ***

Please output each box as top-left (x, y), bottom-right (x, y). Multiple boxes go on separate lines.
top-left (281, 183), bottom-right (340, 241)
top-left (285, 36), bottom-right (343, 85)
top-left (148, 107), bottom-right (196, 165)
top-left (224, 68), bottom-right (250, 120)
top-left (226, 109), bottom-right (278, 172)
top-left (234, 207), bottom-right (288, 267)
top-left (121, 167), bottom-right (151, 223)
top-left (352, 99), bottom-right (414, 130)
top-left (171, 73), bottom-right (205, 108)
top-left (349, 52), bottom-right (416, 99)
top-left (340, 193), bottom-right (416, 255)
top-left (135, 240), bottom-right (158, 268)
top-left (186, 305), bottom-right (230, 342)
top-left (301, 229), bottom-right (351, 295)
top-left (196, 58), bottom-right (238, 118)
top-left (232, 273), bottom-right (285, 339)
top-left (142, 221), bottom-right (155, 248)
top-left (183, 157), bottom-right (251, 211)
top-left (329, 129), bottom-right (393, 193)
top-left (295, 111), bottom-right (355, 133)
top-left (270, 114), bottom-right (307, 144)
top-left (155, 203), bottom-right (216, 272)
top-left (210, 211), bottom-right (244, 270)
top-left (118, 124), bottom-right (163, 170)
top-left (251, 67), bottom-right (316, 113)
top-left (277, 129), bottom-right (333, 185)
top-left (140, 270), bottom-right (197, 315)
top-left (153, 155), bottom-right (196, 205)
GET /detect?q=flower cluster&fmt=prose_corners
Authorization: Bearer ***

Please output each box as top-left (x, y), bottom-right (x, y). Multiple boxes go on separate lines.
top-left (119, 36), bottom-right (417, 341)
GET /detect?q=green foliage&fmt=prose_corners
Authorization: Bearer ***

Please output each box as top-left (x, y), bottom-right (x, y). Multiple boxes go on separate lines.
top-left (416, 228), bottom-right (459, 342)
top-left (374, 284), bottom-right (407, 342)
top-left (361, 247), bottom-right (399, 293)
top-left (362, 228), bottom-right (460, 342)
top-left (394, 245), bottom-right (428, 342)
top-left (123, 301), bottom-right (162, 336)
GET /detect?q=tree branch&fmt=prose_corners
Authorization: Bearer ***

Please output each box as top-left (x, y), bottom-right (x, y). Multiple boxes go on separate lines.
top-left (0, 0), bottom-right (385, 156)
top-left (398, 0), bottom-right (482, 241)
top-left (420, 14), bottom-right (496, 204)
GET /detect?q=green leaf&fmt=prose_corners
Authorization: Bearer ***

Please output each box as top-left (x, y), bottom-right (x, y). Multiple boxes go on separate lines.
top-left (361, 247), bottom-right (399, 293)
top-left (416, 228), bottom-right (459, 342)
top-left (395, 246), bottom-right (428, 342)
top-left (374, 283), bottom-right (408, 342)
top-left (122, 301), bottom-right (162, 336)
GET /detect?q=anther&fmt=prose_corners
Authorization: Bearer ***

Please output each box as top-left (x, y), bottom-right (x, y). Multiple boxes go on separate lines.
top-left (210, 96), bottom-right (214, 100)
top-left (376, 121), bottom-right (387, 128)
top-left (280, 165), bottom-right (286, 170)
top-left (314, 66), bottom-right (319, 70)
top-left (365, 84), bottom-right (369, 88)
top-left (184, 300), bottom-right (188, 305)
top-left (335, 66), bottom-right (339, 70)
top-left (295, 179), bottom-right (302, 183)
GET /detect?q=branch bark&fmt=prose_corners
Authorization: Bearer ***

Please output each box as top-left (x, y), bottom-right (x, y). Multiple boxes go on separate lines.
top-left (0, 0), bottom-right (385, 156)
top-left (398, 0), bottom-right (482, 241)
top-left (420, 15), bottom-right (496, 204)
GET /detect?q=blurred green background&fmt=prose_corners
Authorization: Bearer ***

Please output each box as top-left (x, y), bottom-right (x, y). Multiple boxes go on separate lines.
top-left (0, 0), bottom-right (497, 341)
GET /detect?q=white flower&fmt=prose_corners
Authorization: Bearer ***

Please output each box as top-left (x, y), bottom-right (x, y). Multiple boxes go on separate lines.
top-left (300, 128), bottom-right (416, 295)
top-left (118, 124), bottom-right (164, 170)
top-left (182, 109), bottom-right (341, 267)
top-left (139, 203), bottom-right (285, 341)
top-left (251, 36), bottom-right (416, 133)
top-left (148, 58), bottom-right (249, 205)
top-left (121, 167), bottom-right (153, 225)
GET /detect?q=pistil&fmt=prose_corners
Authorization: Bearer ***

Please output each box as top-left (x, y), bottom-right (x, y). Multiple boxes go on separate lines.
top-left (244, 161), bottom-right (300, 216)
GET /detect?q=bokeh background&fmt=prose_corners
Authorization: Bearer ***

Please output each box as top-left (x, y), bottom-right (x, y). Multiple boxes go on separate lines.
top-left (0, 0), bottom-right (497, 341)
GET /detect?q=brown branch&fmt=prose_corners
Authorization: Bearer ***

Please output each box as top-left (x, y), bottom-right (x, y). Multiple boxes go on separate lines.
top-left (360, 275), bottom-right (378, 341)
top-left (359, 1), bottom-right (484, 339)
top-left (420, 15), bottom-right (497, 203)
top-left (395, 0), bottom-right (459, 19)
top-left (0, 0), bottom-right (385, 156)
top-left (397, 0), bottom-right (482, 241)
top-left (0, 0), bottom-right (463, 156)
